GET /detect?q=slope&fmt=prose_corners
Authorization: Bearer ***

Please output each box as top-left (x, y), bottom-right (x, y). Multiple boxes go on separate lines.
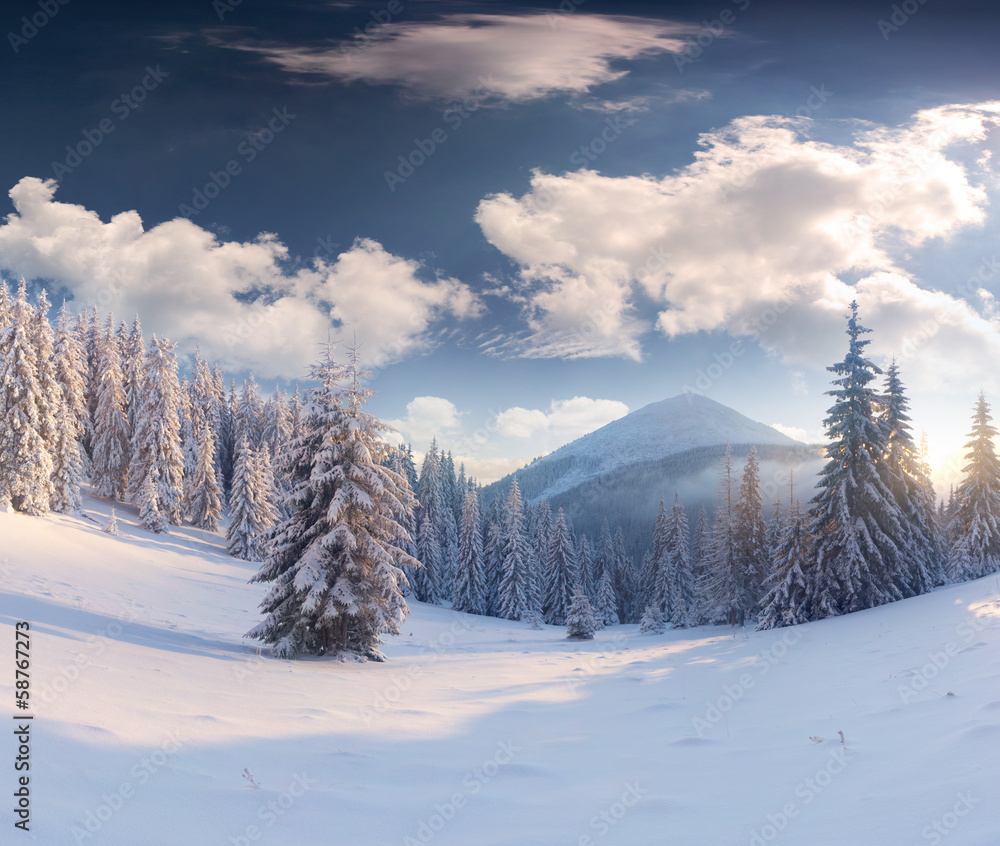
top-left (0, 495), bottom-right (997, 845)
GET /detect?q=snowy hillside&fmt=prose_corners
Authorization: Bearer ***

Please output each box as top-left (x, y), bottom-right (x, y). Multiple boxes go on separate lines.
top-left (2, 494), bottom-right (999, 845)
top-left (484, 393), bottom-right (823, 555)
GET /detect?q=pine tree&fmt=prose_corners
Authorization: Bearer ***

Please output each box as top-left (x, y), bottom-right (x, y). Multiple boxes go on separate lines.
top-left (0, 282), bottom-right (52, 513)
top-left (188, 420), bottom-right (223, 532)
top-left (138, 469), bottom-right (166, 533)
top-left (665, 493), bottom-right (694, 627)
top-left (454, 485), bottom-right (487, 615)
top-left (50, 302), bottom-right (88, 514)
top-left (227, 435), bottom-right (265, 561)
top-left (129, 335), bottom-right (185, 524)
top-left (757, 498), bottom-right (814, 630)
top-left (565, 588), bottom-right (597, 640)
top-left (594, 568), bottom-right (620, 626)
top-left (807, 302), bottom-right (905, 618)
top-left (691, 504), bottom-right (710, 622)
top-left (247, 346), bottom-right (418, 659)
top-left (576, 534), bottom-right (596, 601)
top-left (483, 517), bottom-right (504, 616)
top-left (123, 316), bottom-right (145, 438)
top-left (90, 316), bottom-right (130, 501)
top-left (613, 528), bottom-right (636, 623)
top-left (704, 444), bottom-right (739, 625)
top-left (498, 477), bottom-right (532, 621)
top-left (104, 506), bottom-right (121, 536)
top-left (947, 393), bottom-right (1000, 582)
top-left (236, 374), bottom-right (264, 449)
top-left (881, 361), bottom-right (943, 594)
top-left (543, 507), bottom-right (577, 625)
top-left (639, 603), bottom-right (666, 634)
top-left (732, 445), bottom-right (769, 619)
top-left (651, 498), bottom-right (673, 612)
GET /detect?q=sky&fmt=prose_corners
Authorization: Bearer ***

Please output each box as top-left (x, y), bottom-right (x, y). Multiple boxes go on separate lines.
top-left (2, 0), bottom-right (1000, 488)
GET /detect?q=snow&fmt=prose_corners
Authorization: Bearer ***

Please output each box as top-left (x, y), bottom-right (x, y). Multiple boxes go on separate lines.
top-left (2, 492), bottom-right (1000, 845)
top-left (516, 393), bottom-right (810, 499)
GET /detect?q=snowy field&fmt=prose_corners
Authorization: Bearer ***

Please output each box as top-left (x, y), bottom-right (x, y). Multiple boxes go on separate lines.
top-left (2, 493), bottom-right (999, 846)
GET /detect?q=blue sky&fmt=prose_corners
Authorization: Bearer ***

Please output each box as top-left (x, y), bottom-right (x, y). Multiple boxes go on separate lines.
top-left (2, 0), bottom-right (1000, 485)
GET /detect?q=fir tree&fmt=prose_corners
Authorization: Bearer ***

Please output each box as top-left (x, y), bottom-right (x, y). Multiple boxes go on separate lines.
top-left (454, 485), bottom-right (487, 615)
top-left (227, 435), bottom-right (265, 561)
top-left (665, 493), bottom-right (694, 627)
top-left (881, 361), bottom-right (943, 595)
top-left (90, 316), bottom-right (130, 501)
top-left (247, 346), bottom-right (417, 659)
top-left (188, 420), bottom-right (223, 532)
top-left (807, 302), bottom-right (905, 618)
top-left (639, 603), bottom-right (666, 634)
top-left (543, 507), bottom-right (577, 625)
top-left (594, 568), bottom-right (620, 626)
top-left (104, 506), bottom-right (121, 536)
top-left (498, 477), bottom-right (532, 621)
top-left (50, 302), bottom-right (88, 514)
top-left (704, 444), bottom-right (739, 625)
top-left (129, 335), bottom-right (185, 524)
top-left (565, 588), bottom-right (597, 640)
top-left (757, 498), bottom-right (814, 630)
top-left (138, 469), bottom-right (167, 533)
top-left (0, 282), bottom-right (52, 513)
top-left (731, 445), bottom-right (769, 619)
top-left (947, 393), bottom-right (1000, 582)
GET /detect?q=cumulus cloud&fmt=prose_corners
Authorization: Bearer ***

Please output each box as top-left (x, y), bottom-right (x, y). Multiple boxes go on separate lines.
top-left (475, 102), bottom-right (1000, 389)
top-left (234, 14), bottom-right (695, 104)
top-left (0, 177), bottom-right (481, 377)
top-left (388, 396), bottom-right (463, 444)
top-left (495, 396), bottom-right (629, 442)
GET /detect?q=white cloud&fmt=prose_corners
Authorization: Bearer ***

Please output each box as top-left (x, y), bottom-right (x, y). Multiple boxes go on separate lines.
top-left (475, 102), bottom-right (1000, 390)
top-left (0, 178), bottom-right (481, 377)
top-left (235, 14), bottom-right (696, 104)
top-left (388, 396), bottom-right (463, 444)
top-left (769, 423), bottom-right (812, 444)
top-left (496, 396), bottom-right (629, 442)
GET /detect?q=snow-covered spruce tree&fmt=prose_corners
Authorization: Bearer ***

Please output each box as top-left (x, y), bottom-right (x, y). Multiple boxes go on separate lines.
top-left (236, 374), bottom-right (264, 449)
top-left (757, 498), bottom-right (814, 630)
top-left (577, 534), bottom-right (596, 602)
top-left (123, 316), bottom-right (145, 438)
top-left (665, 493), bottom-right (695, 627)
top-left (247, 346), bottom-right (418, 660)
top-left (732, 445), bottom-right (769, 619)
top-left (881, 360), bottom-right (943, 594)
top-left (227, 436), bottom-right (267, 561)
top-left (129, 335), bottom-right (186, 523)
top-left (454, 484), bottom-right (487, 615)
top-left (613, 528), bottom-right (637, 623)
top-left (704, 444), bottom-right (740, 625)
top-left (138, 468), bottom-right (167, 533)
top-left (414, 439), bottom-right (448, 602)
top-left (807, 301), bottom-right (905, 618)
top-left (50, 301), bottom-right (88, 514)
top-left (498, 476), bottom-right (532, 621)
top-left (651, 498), bottom-right (674, 613)
top-left (639, 603), bottom-right (666, 634)
top-left (482, 517), bottom-right (504, 616)
top-left (188, 420), bottom-right (223, 532)
top-left (689, 504), bottom-right (711, 624)
top-left (565, 588), bottom-right (597, 640)
top-left (0, 282), bottom-right (53, 513)
top-left (104, 506), bottom-right (121, 536)
top-left (947, 392), bottom-right (1000, 582)
top-left (594, 567), bottom-right (620, 626)
top-left (90, 316), bottom-right (130, 501)
top-left (543, 507), bottom-right (578, 625)
top-left (31, 290), bottom-right (59, 488)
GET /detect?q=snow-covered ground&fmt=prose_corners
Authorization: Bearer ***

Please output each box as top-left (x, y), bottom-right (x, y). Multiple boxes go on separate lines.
top-left (2, 493), bottom-right (999, 845)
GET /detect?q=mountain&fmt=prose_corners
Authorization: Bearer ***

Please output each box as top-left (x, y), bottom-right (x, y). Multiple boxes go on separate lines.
top-left (484, 393), bottom-right (824, 556)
